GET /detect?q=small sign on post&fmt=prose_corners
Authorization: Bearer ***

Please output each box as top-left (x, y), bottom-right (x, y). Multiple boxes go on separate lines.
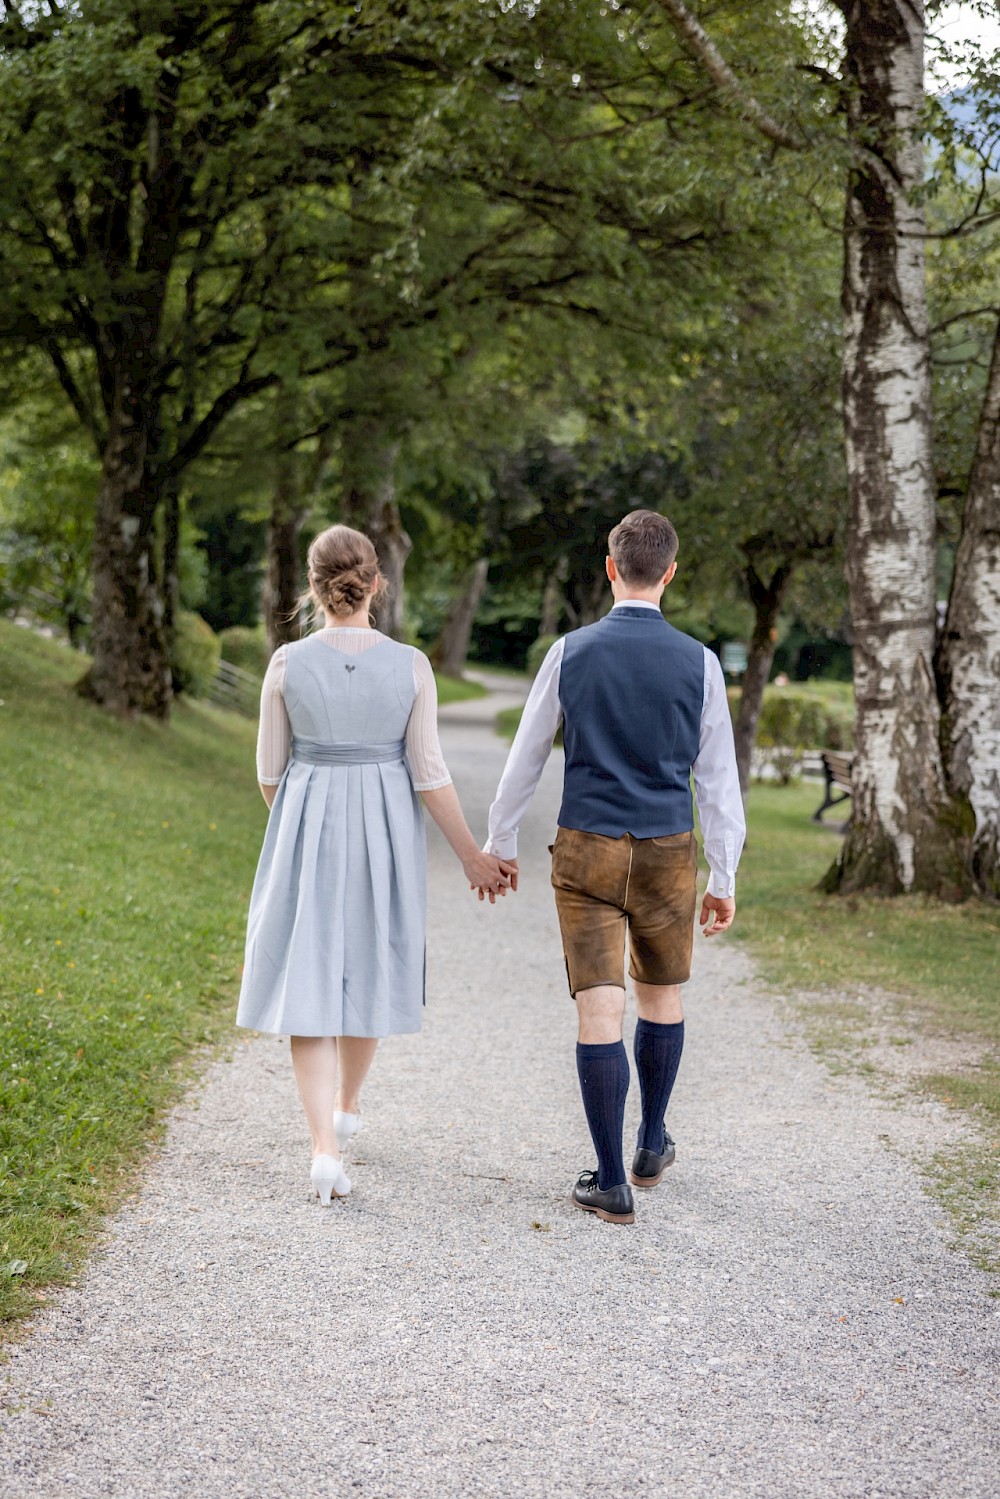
top-left (721, 641), bottom-right (748, 677)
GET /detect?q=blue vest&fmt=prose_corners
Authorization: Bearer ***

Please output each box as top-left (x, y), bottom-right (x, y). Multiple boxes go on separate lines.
top-left (557, 607), bottom-right (705, 838)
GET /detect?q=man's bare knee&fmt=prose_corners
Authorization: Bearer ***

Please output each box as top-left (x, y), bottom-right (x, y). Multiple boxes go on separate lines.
top-left (634, 981), bottom-right (684, 1025)
top-left (576, 984), bottom-right (626, 1044)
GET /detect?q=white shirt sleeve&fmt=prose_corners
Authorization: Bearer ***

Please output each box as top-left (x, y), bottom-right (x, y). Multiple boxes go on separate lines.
top-left (693, 648), bottom-right (746, 898)
top-left (256, 646), bottom-right (291, 785)
top-left (485, 639), bottom-right (565, 859)
top-left (407, 651), bottom-right (453, 791)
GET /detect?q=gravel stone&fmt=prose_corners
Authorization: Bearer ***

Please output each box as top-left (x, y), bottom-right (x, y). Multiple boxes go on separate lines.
top-left (1, 687), bottom-right (998, 1497)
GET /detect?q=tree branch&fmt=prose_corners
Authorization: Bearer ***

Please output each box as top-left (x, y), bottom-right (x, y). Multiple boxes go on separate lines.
top-left (931, 306), bottom-right (1000, 337)
top-left (165, 368), bottom-right (278, 480)
top-left (654, 0), bottom-right (803, 150)
top-left (42, 334), bottom-right (100, 447)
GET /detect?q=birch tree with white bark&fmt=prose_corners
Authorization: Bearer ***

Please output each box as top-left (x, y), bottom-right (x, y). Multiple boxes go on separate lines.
top-left (661, 0), bottom-right (999, 896)
top-left (824, 0), bottom-right (965, 894)
top-left (936, 319), bottom-right (1000, 897)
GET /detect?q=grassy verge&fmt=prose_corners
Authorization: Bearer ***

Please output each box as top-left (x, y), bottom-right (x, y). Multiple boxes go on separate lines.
top-left (739, 780), bottom-right (1000, 1274)
top-left (0, 622), bottom-right (263, 1330)
top-left (434, 673), bottom-right (488, 705)
top-left (495, 705), bottom-right (523, 739)
top-left (739, 782), bottom-right (1000, 1047)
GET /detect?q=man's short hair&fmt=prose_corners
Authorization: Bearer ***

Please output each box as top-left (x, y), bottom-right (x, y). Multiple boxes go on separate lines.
top-left (607, 510), bottom-right (678, 585)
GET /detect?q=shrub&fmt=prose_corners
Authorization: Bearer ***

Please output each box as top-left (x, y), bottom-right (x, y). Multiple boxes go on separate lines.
top-left (218, 624), bottom-right (270, 677)
top-left (526, 633), bottom-right (560, 677)
top-left (756, 689), bottom-right (854, 783)
top-left (172, 611), bottom-right (221, 698)
top-left (815, 695), bottom-right (854, 751)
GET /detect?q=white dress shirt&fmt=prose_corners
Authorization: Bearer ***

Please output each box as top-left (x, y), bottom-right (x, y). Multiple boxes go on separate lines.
top-left (485, 600), bottom-right (746, 898)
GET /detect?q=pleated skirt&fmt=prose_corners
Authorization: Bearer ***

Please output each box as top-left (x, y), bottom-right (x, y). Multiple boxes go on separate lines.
top-left (235, 758), bottom-right (426, 1037)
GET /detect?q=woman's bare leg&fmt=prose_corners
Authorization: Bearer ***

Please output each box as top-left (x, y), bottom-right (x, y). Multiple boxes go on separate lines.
top-left (290, 1036), bottom-right (340, 1158)
top-left (335, 1037), bottom-right (379, 1115)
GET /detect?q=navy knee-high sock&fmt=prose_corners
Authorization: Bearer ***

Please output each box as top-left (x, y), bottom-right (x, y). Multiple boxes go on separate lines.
top-left (634, 1019), bottom-right (685, 1152)
top-left (576, 1041), bottom-right (630, 1190)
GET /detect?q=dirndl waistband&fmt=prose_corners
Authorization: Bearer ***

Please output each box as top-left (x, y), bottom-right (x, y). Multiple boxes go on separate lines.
top-left (291, 737), bottom-right (406, 766)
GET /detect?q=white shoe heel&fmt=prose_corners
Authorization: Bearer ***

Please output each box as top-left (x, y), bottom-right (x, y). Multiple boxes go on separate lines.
top-left (310, 1153), bottom-right (351, 1205)
top-left (333, 1110), bottom-right (361, 1152)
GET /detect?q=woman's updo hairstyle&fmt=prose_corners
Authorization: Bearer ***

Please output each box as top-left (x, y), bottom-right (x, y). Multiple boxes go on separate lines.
top-left (306, 524), bottom-right (388, 620)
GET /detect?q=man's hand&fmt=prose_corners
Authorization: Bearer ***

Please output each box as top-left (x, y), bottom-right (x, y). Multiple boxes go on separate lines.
top-left (462, 851), bottom-right (517, 904)
top-left (700, 892), bottom-right (735, 936)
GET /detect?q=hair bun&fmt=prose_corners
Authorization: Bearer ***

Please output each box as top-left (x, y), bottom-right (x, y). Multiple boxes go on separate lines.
top-left (322, 568), bottom-right (371, 613)
top-left (304, 524), bottom-right (389, 620)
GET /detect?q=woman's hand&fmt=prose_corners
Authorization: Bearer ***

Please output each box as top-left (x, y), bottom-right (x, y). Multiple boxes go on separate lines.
top-left (462, 851), bottom-right (516, 904)
top-left (419, 785), bottom-right (518, 904)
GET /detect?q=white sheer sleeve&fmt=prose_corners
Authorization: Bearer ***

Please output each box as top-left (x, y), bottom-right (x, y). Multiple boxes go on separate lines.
top-left (407, 651), bottom-right (452, 791)
top-left (256, 646), bottom-right (291, 785)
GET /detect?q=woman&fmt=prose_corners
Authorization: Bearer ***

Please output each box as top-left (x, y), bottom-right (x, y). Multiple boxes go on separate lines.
top-left (236, 524), bottom-right (513, 1205)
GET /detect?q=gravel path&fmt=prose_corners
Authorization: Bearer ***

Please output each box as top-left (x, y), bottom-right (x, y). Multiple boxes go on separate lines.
top-left (2, 693), bottom-right (999, 1498)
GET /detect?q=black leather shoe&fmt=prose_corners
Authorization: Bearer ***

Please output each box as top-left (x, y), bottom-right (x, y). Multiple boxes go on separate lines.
top-left (571, 1170), bottom-right (635, 1224)
top-left (629, 1132), bottom-right (676, 1188)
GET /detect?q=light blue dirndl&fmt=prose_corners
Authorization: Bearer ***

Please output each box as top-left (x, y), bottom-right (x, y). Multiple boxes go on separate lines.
top-left (236, 634), bottom-right (426, 1038)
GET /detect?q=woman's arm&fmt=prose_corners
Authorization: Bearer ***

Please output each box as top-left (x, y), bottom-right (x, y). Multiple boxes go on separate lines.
top-left (421, 784), bottom-right (517, 903)
top-left (256, 647), bottom-right (290, 806)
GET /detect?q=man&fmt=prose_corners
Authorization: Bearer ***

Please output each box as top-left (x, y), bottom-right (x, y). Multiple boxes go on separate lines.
top-left (486, 510), bottom-right (745, 1224)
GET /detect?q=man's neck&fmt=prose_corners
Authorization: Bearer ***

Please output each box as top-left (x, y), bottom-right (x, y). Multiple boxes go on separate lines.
top-left (612, 592), bottom-right (663, 608)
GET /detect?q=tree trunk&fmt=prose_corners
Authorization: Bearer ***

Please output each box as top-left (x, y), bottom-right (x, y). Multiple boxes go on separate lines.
top-left (161, 476), bottom-right (181, 647)
top-left (262, 385), bottom-right (318, 652)
top-left (574, 567), bottom-right (610, 628)
top-left (367, 494), bottom-right (411, 640)
top-left (76, 80), bottom-right (183, 719)
top-left (80, 391), bottom-right (172, 719)
top-left (342, 417), bottom-right (410, 639)
top-left (734, 563), bottom-right (790, 796)
top-left (826, 0), bottom-right (965, 896)
top-left (936, 316), bottom-right (1000, 898)
top-left (263, 467), bottom-right (306, 652)
top-left (538, 557), bottom-right (568, 638)
top-left (430, 558), bottom-right (489, 678)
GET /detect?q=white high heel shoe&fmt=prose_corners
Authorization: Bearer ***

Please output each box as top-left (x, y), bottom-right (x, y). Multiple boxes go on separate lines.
top-left (333, 1110), bottom-right (361, 1152)
top-left (310, 1153), bottom-right (351, 1205)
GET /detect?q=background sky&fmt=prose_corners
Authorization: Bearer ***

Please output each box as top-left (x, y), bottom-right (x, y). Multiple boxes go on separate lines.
top-left (932, 2), bottom-right (1000, 85)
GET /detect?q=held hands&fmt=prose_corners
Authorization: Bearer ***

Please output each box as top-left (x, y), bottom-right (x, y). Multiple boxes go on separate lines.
top-left (700, 891), bottom-right (735, 936)
top-left (463, 851), bottom-right (519, 904)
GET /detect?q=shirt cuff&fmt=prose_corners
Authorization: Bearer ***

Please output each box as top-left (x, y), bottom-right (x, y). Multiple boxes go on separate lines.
top-left (706, 869), bottom-right (736, 899)
top-left (257, 774), bottom-right (284, 786)
top-left (484, 833), bottom-right (518, 859)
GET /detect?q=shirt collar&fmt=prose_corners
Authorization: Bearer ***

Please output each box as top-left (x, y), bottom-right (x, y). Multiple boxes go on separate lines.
top-left (611, 599), bottom-right (662, 613)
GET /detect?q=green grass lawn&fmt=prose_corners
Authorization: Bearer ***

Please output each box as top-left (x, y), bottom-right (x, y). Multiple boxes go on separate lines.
top-left (434, 673), bottom-right (487, 705)
top-left (774, 679), bottom-right (853, 705)
top-left (739, 780), bottom-right (1000, 1274)
top-left (495, 705), bottom-right (525, 740)
top-left (739, 781), bottom-right (1000, 1051)
top-left (0, 622), bottom-right (264, 1329)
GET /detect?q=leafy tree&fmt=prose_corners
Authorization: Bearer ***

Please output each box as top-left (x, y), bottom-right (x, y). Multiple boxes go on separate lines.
top-left (0, 2), bottom-right (529, 710)
top-left (678, 228), bottom-right (846, 793)
top-left (0, 406), bottom-right (95, 647)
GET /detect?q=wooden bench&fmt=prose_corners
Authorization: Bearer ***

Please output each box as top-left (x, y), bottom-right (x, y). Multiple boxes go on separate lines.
top-left (811, 751), bottom-right (854, 823)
